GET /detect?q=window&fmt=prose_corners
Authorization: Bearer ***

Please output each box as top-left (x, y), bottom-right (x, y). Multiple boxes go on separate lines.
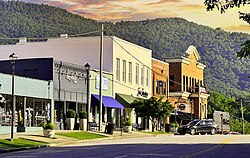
top-left (186, 76), bottom-right (188, 92)
top-left (183, 75), bottom-right (185, 91)
top-left (136, 64), bottom-right (139, 85)
top-left (141, 65), bottom-right (144, 86)
top-left (116, 58), bottom-right (120, 81)
top-left (128, 62), bottom-right (132, 83)
top-left (122, 60), bottom-right (126, 82)
top-left (156, 80), bottom-right (166, 95)
top-left (146, 69), bottom-right (149, 86)
top-left (169, 75), bottom-right (175, 86)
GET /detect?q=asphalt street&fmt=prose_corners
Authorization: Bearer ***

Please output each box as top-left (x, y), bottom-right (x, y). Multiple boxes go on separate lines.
top-left (1, 134), bottom-right (250, 158)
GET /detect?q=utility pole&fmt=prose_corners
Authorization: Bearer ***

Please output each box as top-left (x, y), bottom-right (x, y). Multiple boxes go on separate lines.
top-left (241, 99), bottom-right (244, 135)
top-left (198, 83), bottom-right (201, 119)
top-left (99, 24), bottom-right (104, 132)
top-left (84, 63), bottom-right (91, 131)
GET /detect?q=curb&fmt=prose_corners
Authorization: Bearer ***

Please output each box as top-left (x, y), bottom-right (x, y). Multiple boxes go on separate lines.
top-left (0, 144), bottom-right (50, 154)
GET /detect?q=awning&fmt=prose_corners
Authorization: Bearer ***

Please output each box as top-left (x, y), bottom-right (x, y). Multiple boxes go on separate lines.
top-left (91, 94), bottom-right (124, 109)
top-left (115, 93), bottom-right (137, 108)
top-left (176, 111), bottom-right (197, 121)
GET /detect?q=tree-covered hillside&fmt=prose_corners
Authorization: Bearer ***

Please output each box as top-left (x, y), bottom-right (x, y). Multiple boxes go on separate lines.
top-left (0, 0), bottom-right (249, 97)
top-left (108, 18), bottom-right (250, 97)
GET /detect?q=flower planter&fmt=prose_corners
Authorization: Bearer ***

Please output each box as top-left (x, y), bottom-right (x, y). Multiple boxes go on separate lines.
top-left (66, 118), bottom-right (75, 130)
top-left (79, 119), bottom-right (87, 131)
top-left (123, 126), bottom-right (132, 133)
top-left (43, 129), bottom-right (55, 138)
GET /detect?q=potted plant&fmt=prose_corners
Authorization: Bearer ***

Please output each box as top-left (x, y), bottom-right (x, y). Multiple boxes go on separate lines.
top-left (42, 120), bottom-right (55, 138)
top-left (79, 111), bottom-right (87, 131)
top-left (170, 121), bottom-right (179, 133)
top-left (123, 117), bottom-right (132, 133)
top-left (66, 109), bottom-right (76, 130)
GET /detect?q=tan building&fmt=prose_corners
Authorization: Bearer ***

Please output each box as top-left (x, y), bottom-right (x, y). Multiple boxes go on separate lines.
top-left (152, 58), bottom-right (169, 100)
top-left (165, 45), bottom-right (209, 122)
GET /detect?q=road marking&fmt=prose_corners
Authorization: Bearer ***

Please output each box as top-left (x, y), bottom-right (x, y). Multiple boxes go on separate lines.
top-left (179, 138), bottom-right (234, 158)
top-left (114, 155), bottom-right (128, 158)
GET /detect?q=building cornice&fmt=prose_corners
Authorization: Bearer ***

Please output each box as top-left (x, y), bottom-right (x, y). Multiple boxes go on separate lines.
top-left (164, 57), bottom-right (190, 65)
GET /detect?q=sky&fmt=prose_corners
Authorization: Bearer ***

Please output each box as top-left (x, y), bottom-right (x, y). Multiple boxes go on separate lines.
top-left (22, 0), bottom-right (250, 34)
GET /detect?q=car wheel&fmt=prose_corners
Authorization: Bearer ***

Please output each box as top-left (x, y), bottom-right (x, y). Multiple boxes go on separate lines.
top-left (190, 128), bottom-right (196, 135)
top-left (210, 128), bottom-right (216, 135)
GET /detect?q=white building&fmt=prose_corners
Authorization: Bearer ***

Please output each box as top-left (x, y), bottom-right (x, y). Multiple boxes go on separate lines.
top-left (0, 36), bottom-right (153, 130)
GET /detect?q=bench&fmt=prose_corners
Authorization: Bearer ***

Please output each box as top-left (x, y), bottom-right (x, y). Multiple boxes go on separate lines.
top-left (88, 122), bottom-right (99, 131)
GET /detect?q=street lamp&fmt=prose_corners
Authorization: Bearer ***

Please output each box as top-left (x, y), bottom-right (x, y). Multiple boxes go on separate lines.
top-left (84, 63), bottom-right (90, 131)
top-left (9, 53), bottom-right (18, 141)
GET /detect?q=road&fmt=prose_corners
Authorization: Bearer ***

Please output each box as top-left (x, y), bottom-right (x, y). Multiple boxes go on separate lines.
top-left (1, 134), bottom-right (250, 158)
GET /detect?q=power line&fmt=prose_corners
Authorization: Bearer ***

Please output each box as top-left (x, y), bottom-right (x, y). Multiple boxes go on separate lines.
top-left (107, 35), bottom-right (183, 87)
top-left (91, 69), bottom-right (152, 96)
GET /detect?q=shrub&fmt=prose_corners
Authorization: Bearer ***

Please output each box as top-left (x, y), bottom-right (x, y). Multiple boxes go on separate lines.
top-left (123, 117), bottom-right (132, 126)
top-left (42, 120), bottom-right (55, 130)
top-left (66, 109), bottom-right (76, 118)
top-left (170, 122), bottom-right (179, 128)
top-left (79, 111), bottom-right (87, 119)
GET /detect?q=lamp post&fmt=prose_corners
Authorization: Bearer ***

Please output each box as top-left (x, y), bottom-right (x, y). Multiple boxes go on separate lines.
top-left (84, 63), bottom-right (90, 131)
top-left (9, 53), bottom-right (18, 141)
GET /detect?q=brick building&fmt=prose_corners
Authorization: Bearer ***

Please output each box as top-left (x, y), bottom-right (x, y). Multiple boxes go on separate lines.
top-left (152, 58), bottom-right (169, 100)
top-left (165, 45), bottom-right (209, 123)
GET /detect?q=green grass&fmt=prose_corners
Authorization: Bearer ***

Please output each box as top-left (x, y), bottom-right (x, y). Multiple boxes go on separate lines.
top-left (0, 138), bottom-right (47, 149)
top-left (56, 132), bottom-right (106, 140)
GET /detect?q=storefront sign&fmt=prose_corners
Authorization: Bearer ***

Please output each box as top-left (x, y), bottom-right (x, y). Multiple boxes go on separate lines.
top-left (95, 76), bottom-right (108, 90)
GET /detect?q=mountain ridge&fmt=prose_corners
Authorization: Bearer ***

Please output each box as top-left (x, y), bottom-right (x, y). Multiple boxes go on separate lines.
top-left (0, 0), bottom-right (249, 97)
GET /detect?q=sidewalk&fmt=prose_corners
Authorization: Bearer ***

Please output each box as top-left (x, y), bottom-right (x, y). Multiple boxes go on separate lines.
top-left (0, 130), bottom-right (157, 153)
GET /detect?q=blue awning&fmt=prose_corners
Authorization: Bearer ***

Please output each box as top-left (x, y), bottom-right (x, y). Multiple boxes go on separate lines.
top-left (91, 94), bottom-right (124, 109)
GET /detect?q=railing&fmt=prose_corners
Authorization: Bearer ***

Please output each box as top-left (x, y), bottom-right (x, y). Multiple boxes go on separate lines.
top-left (188, 86), bottom-right (208, 94)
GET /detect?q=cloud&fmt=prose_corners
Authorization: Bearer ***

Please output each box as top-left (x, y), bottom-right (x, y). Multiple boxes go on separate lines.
top-left (222, 25), bottom-right (250, 34)
top-left (146, 0), bottom-right (183, 6)
top-left (179, 4), bottom-right (206, 10)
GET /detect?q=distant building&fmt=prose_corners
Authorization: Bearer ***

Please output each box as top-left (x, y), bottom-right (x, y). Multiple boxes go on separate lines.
top-left (165, 45), bottom-right (209, 123)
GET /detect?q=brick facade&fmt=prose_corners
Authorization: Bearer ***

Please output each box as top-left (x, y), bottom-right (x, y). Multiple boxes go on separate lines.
top-left (165, 46), bottom-right (209, 119)
top-left (152, 58), bottom-right (169, 101)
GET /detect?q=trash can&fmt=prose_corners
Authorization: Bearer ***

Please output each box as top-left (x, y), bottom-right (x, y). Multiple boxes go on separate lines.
top-left (165, 124), bottom-right (170, 132)
top-left (107, 122), bottom-right (114, 134)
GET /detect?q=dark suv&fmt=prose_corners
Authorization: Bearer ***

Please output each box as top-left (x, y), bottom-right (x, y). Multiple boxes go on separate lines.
top-left (177, 119), bottom-right (218, 135)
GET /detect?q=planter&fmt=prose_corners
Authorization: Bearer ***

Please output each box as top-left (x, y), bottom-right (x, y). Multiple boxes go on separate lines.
top-left (43, 129), bottom-right (55, 138)
top-left (79, 119), bottom-right (87, 131)
top-left (123, 126), bottom-right (132, 133)
top-left (66, 118), bottom-right (75, 130)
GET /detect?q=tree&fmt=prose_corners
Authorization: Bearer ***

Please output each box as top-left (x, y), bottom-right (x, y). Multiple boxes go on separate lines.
top-left (204, 0), bottom-right (250, 58)
top-left (131, 97), bottom-right (174, 132)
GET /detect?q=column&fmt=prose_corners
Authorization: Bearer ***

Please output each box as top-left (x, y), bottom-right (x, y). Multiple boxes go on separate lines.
top-left (23, 97), bottom-right (27, 127)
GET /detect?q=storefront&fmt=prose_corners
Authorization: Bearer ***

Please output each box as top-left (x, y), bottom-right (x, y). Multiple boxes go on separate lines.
top-left (0, 73), bottom-right (53, 134)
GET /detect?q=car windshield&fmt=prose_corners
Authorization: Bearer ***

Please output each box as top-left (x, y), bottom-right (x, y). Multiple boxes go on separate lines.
top-left (188, 120), bottom-right (199, 126)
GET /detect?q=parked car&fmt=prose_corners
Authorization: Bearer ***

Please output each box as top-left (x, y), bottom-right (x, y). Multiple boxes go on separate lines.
top-left (177, 119), bottom-right (218, 135)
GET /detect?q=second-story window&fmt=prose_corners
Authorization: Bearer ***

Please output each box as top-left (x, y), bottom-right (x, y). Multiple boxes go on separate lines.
top-left (156, 80), bottom-right (166, 95)
top-left (116, 58), bottom-right (120, 81)
top-left (122, 60), bottom-right (126, 82)
top-left (141, 65), bottom-right (144, 86)
top-left (128, 62), bottom-right (132, 83)
top-left (146, 69), bottom-right (149, 86)
top-left (183, 75), bottom-right (185, 91)
top-left (136, 63), bottom-right (139, 85)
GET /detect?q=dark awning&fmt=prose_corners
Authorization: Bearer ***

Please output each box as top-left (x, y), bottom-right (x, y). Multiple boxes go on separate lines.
top-left (91, 94), bottom-right (124, 109)
top-left (177, 111), bottom-right (197, 121)
top-left (115, 93), bottom-right (137, 108)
